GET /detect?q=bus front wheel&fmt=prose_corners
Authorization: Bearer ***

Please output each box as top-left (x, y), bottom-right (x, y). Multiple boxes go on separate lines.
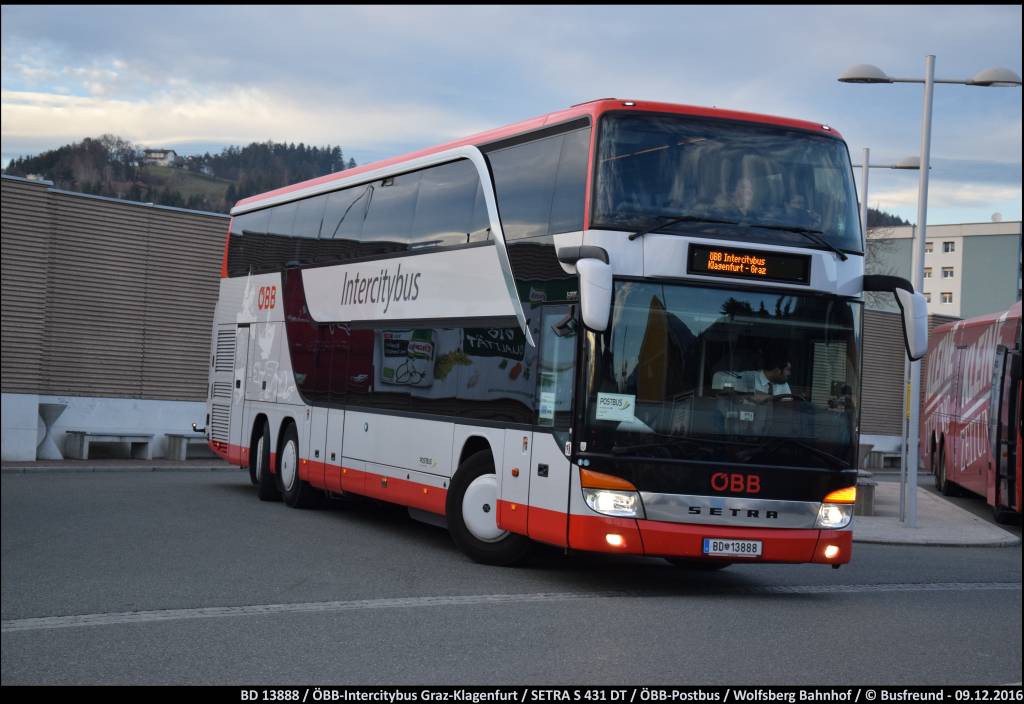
top-left (446, 451), bottom-right (532, 566)
top-left (936, 444), bottom-right (959, 497)
top-left (254, 420), bottom-right (280, 502)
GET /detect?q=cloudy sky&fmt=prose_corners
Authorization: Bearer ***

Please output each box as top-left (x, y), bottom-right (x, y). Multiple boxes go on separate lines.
top-left (2, 5), bottom-right (1021, 225)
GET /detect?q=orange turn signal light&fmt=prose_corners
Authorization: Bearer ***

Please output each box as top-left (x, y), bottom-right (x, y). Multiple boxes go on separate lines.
top-left (823, 486), bottom-right (857, 504)
top-left (580, 468), bottom-right (638, 491)
top-left (605, 533), bottom-right (625, 547)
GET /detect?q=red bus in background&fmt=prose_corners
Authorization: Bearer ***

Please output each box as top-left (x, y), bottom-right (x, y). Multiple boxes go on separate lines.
top-left (923, 301), bottom-right (1022, 523)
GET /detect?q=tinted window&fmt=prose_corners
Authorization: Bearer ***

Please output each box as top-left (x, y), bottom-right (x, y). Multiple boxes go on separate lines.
top-left (227, 159), bottom-right (496, 277)
top-left (294, 196), bottom-right (325, 239)
top-left (593, 112), bottom-right (863, 253)
top-left (410, 160), bottom-right (484, 249)
top-left (228, 208), bottom-right (275, 276)
top-left (362, 172), bottom-right (421, 244)
top-left (488, 127), bottom-right (591, 240)
top-left (488, 134), bottom-right (562, 240)
top-left (322, 186), bottom-right (369, 242)
top-left (549, 129), bottom-right (590, 234)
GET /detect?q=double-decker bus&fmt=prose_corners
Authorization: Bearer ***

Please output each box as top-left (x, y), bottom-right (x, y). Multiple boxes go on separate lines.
top-left (201, 99), bottom-right (927, 568)
top-left (923, 301), bottom-right (1021, 523)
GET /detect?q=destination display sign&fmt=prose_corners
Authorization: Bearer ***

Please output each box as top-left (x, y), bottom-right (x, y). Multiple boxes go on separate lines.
top-left (687, 244), bottom-right (811, 285)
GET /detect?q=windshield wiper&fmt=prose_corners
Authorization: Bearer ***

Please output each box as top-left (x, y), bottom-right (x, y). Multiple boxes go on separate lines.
top-left (742, 437), bottom-right (849, 470)
top-left (628, 214), bottom-right (741, 241)
top-left (747, 223), bottom-right (849, 261)
top-left (610, 432), bottom-right (746, 453)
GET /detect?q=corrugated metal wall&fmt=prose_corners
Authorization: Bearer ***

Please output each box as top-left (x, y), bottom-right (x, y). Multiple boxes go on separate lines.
top-left (1, 179), bottom-right (52, 393)
top-left (1, 176), bottom-right (228, 401)
top-left (860, 309), bottom-right (962, 437)
top-left (860, 310), bottom-right (906, 436)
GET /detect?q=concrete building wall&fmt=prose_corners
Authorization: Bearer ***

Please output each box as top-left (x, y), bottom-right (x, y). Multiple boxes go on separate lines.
top-left (961, 234), bottom-right (1021, 319)
top-left (866, 221), bottom-right (1022, 317)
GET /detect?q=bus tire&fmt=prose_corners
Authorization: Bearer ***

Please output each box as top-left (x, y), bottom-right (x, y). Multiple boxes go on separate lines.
top-left (278, 422), bottom-right (319, 509)
top-left (446, 451), bottom-right (532, 566)
top-left (936, 444), bottom-right (958, 497)
top-left (992, 505), bottom-right (1019, 525)
top-left (249, 419), bottom-right (269, 487)
top-left (664, 558), bottom-right (731, 571)
top-left (256, 421), bottom-right (281, 502)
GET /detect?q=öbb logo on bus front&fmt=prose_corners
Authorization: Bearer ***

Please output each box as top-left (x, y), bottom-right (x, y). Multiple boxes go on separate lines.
top-left (257, 285), bottom-right (277, 310)
top-left (711, 472), bottom-right (761, 494)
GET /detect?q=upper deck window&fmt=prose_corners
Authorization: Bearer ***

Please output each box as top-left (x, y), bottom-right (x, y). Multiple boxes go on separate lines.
top-left (592, 113), bottom-right (863, 254)
top-left (486, 126), bottom-right (590, 240)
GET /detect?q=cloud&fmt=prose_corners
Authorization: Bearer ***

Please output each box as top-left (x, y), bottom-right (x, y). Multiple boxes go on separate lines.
top-left (868, 180), bottom-right (1022, 209)
top-left (1, 87), bottom-right (490, 155)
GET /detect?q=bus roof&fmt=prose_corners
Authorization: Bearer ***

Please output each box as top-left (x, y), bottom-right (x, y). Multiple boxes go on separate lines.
top-left (932, 299), bottom-right (1023, 338)
top-left (233, 98), bottom-right (843, 213)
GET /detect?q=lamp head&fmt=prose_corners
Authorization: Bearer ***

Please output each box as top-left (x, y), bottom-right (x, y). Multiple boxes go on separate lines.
top-left (894, 156), bottom-right (921, 170)
top-left (838, 64), bottom-right (893, 83)
top-left (968, 67), bottom-right (1022, 87)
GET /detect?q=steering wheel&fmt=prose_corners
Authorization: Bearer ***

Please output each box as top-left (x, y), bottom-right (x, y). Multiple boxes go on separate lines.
top-left (773, 393), bottom-right (807, 403)
top-left (754, 393), bottom-right (806, 405)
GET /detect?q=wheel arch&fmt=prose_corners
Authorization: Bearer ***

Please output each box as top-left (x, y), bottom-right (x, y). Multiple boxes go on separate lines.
top-left (276, 416), bottom-right (297, 458)
top-left (458, 435), bottom-right (494, 469)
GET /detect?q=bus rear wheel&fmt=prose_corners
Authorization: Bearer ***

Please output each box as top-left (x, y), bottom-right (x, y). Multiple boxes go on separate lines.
top-left (446, 451), bottom-right (532, 566)
top-left (279, 422), bottom-right (319, 509)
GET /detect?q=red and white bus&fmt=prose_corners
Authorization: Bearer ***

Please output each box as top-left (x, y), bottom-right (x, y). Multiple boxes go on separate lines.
top-left (923, 301), bottom-right (1022, 523)
top-left (200, 99), bottom-right (927, 568)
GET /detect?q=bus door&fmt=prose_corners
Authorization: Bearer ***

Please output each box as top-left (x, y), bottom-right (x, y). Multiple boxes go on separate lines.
top-left (989, 346), bottom-right (1021, 512)
top-left (951, 341), bottom-right (968, 480)
top-left (528, 304), bottom-right (578, 547)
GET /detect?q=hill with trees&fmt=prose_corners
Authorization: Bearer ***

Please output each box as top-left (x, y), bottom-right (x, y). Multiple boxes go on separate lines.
top-left (3, 135), bottom-right (356, 213)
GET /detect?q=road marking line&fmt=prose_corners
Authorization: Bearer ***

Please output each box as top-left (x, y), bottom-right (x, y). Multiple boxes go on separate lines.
top-left (2, 582), bottom-right (1019, 633)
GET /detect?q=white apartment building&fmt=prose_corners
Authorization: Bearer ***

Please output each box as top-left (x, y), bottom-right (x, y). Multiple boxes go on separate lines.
top-left (866, 220), bottom-right (1022, 318)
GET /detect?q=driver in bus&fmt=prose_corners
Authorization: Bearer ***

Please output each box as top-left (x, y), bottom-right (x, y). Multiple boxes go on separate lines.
top-left (711, 346), bottom-right (793, 401)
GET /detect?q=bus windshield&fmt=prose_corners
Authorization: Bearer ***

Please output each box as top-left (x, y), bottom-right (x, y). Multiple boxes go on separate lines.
top-left (593, 112), bottom-right (863, 254)
top-left (581, 282), bottom-right (862, 469)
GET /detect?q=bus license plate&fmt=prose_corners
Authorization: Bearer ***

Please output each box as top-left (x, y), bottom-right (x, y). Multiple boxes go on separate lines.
top-left (703, 538), bottom-right (762, 557)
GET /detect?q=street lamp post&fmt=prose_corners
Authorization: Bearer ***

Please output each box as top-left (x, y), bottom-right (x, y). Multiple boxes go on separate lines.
top-left (839, 56), bottom-right (1021, 528)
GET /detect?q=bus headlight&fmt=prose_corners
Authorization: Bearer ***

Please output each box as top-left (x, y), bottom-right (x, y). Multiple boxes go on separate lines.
top-left (815, 503), bottom-right (853, 529)
top-left (583, 488), bottom-right (645, 518)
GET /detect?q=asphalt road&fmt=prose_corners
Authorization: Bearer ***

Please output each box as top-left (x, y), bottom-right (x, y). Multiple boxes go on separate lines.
top-left (2, 470), bottom-right (1021, 685)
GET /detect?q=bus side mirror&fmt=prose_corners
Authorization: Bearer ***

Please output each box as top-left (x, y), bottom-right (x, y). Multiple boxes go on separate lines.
top-left (894, 288), bottom-right (929, 361)
top-left (577, 258), bottom-right (613, 332)
top-left (864, 275), bottom-right (927, 361)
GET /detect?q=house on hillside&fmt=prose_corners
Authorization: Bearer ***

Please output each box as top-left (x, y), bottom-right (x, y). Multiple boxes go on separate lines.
top-left (142, 149), bottom-right (179, 167)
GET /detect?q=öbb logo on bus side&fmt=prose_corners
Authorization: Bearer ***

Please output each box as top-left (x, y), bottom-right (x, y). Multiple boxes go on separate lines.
top-left (257, 285), bottom-right (277, 310)
top-left (710, 472), bottom-right (761, 494)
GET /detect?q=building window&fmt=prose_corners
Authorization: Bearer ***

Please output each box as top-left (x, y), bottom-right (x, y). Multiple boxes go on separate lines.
top-left (943, 241), bottom-right (955, 253)
top-left (924, 292), bottom-right (932, 303)
top-left (942, 267), bottom-right (954, 279)
top-left (925, 241), bottom-right (933, 253)
top-left (941, 292), bottom-right (953, 304)
top-left (923, 267), bottom-right (932, 278)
